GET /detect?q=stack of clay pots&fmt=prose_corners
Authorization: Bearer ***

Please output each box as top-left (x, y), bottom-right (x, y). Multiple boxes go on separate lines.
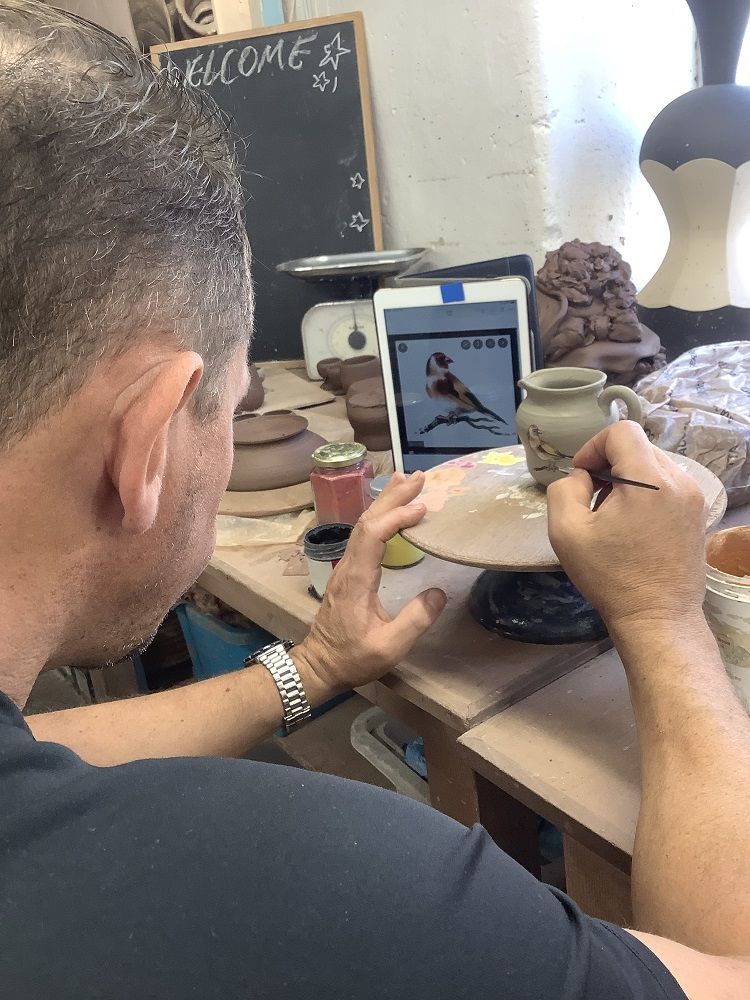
top-left (345, 376), bottom-right (391, 452)
top-left (316, 355), bottom-right (391, 453)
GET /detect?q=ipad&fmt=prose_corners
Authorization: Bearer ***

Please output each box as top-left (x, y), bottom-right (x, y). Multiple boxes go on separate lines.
top-left (374, 278), bottom-right (533, 473)
top-left (394, 253), bottom-right (543, 369)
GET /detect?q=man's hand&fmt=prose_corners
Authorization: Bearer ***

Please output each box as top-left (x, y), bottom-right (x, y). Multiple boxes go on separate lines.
top-left (546, 421), bottom-right (707, 632)
top-left (296, 472), bottom-right (447, 691)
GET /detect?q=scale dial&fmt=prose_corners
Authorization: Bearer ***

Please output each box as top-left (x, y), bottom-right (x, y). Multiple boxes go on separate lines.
top-left (302, 300), bottom-right (379, 379)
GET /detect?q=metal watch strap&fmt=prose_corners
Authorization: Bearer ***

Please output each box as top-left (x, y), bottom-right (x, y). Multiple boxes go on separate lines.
top-left (247, 640), bottom-right (312, 733)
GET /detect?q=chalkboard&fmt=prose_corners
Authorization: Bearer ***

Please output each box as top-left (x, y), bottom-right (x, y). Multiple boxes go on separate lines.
top-left (152, 15), bottom-right (381, 361)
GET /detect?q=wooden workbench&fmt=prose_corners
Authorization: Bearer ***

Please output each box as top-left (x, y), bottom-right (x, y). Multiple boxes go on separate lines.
top-left (201, 546), bottom-right (608, 857)
top-left (205, 374), bottom-right (746, 912)
top-left (201, 384), bottom-right (608, 870)
top-left (457, 501), bottom-right (749, 923)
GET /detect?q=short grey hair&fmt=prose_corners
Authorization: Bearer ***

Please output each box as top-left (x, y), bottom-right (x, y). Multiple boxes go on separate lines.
top-left (0, 0), bottom-right (252, 445)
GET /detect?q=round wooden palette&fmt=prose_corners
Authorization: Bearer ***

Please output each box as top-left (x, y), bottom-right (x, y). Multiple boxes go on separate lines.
top-left (401, 445), bottom-right (728, 572)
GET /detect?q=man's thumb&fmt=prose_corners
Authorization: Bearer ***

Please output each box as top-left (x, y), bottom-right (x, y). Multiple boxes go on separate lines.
top-left (388, 588), bottom-right (447, 654)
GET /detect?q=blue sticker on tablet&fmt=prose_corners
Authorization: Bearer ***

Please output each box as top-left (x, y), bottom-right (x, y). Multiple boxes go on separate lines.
top-left (440, 282), bottom-right (465, 303)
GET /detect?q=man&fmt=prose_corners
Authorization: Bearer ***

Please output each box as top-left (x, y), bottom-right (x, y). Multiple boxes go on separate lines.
top-left (0, 4), bottom-right (747, 997)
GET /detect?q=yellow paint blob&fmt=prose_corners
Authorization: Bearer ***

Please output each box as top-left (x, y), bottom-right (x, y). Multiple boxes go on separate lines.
top-left (480, 451), bottom-right (524, 466)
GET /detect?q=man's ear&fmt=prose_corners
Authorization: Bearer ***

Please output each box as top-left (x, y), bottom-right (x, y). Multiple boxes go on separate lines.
top-left (106, 352), bottom-right (204, 534)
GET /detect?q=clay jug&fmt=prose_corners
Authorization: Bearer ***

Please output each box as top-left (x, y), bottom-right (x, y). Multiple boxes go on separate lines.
top-left (516, 367), bottom-right (643, 487)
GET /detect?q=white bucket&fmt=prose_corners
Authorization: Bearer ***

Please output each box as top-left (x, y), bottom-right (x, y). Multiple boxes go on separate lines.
top-left (704, 526), bottom-right (750, 711)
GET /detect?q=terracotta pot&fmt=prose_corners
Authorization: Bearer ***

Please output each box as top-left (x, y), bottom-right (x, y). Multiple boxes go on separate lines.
top-left (347, 375), bottom-right (385, 399)
top-left (233, 409), bottom-right (306, 445)
top-left (228, 410), bottom-right (326, 492)
top-left (346, 382), bottom-right (391, 452)
top-left (237, 363), bottom-right (265, 413)
top-left (340, 355), bottom-right (381, 394)
top-left (317, 357), bottom-right (344, 395)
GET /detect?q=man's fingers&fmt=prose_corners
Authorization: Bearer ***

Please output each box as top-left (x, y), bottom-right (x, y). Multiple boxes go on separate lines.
top-left (385, 587), bottom-right (447, 657)
top-left (573, 421), bottom-right (661, 480)
top-left (369, 471), bottom-right (425, 514)
top-left (547, 469), bottom-right (595, 547)
top-left (341, 501), bottom-right (428, 590)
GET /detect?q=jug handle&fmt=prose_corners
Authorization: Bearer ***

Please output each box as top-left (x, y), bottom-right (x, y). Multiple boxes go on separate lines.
top-left (598, 385), bottom-right (643, 425)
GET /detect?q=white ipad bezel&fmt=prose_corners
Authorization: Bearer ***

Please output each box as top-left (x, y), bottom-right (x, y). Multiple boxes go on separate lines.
top-left (374, 277), bottom-right (533, 473)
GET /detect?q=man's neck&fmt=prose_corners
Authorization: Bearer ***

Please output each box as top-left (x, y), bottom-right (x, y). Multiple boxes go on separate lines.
top-left (0, 579), bottom-right (57, 707)
top-left (0, 460), bottom-right (67, 707)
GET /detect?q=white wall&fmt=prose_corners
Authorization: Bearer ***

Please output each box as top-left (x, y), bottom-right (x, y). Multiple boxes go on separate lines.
top-left (286, 0), bottom-right (696, 288)
top-left (61, 1), bottom-right (137, 46)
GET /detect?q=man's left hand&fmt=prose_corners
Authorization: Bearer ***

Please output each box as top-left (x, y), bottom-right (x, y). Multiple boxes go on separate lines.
top-left (297, 472), bottom-right (447, 692)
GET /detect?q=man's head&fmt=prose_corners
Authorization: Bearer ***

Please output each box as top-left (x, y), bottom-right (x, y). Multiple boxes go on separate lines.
top-left (0, 1), bottom-right (253, 699)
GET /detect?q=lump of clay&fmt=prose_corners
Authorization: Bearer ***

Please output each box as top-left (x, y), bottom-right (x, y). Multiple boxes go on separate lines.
top-left (536, 239), bottom-right (665, 386)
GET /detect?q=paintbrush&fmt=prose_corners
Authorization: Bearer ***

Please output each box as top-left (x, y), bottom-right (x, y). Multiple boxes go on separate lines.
top-left (547, 465), bottom-right (660, 491)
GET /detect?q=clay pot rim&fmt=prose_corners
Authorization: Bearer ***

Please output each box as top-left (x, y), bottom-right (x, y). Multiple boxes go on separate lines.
top-left (233, 409), bottom-right (308, 445)
top-left (520, 366), bottom-right (606, 393)
top-left (340, 354), bottom-right (378, 366)
top-left (348, 391), bottom-right (386, 409)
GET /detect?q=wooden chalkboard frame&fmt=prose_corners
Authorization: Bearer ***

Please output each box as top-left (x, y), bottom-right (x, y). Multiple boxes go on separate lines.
top-left (150, 13), bottom-right (382, 250)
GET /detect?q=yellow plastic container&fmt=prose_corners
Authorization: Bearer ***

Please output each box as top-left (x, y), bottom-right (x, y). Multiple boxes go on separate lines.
top-left (369, 475), bottom-right (424, 568)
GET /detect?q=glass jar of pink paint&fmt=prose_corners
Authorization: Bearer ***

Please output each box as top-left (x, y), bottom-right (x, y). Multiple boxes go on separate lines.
top-left (310, 442), bottom-right (374, 526)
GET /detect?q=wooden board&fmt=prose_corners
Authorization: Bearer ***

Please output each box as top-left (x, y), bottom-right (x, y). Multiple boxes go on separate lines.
top-left (152, 14), bottom-right (381, 361)
top-left (458, 648), bottom-right (640, 869)
top-left (200, 547), bottom-right (609, 732)
top-left (219, 481), bottom-right (313, 517)
top-left (258, 366), bottom-right (334, 413)
top-left (402, 446), bottom-right (728, 572)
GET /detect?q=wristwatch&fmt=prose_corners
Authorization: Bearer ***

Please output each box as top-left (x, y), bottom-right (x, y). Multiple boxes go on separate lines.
top-left (246, 640), bottom-right (312, 734)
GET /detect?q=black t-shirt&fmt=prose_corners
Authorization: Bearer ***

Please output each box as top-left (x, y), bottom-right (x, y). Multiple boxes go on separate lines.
top-left (0, 692), bottom-right (686, 999)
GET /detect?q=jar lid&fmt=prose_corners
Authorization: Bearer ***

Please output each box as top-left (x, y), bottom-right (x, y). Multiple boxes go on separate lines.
top-left (313, 441), bottom-right (367, 469)
top-left (369, 474), bottom-right (392, 499)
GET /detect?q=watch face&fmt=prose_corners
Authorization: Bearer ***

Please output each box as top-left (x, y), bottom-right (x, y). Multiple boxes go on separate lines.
top-left (302, 300), bottom-right (379, 378)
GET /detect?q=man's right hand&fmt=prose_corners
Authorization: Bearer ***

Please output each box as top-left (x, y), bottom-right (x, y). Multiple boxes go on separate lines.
top-left (546, 421), bottom-right (708, 632)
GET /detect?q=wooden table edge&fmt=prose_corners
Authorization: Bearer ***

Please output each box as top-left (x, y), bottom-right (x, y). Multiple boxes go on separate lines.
top-left (457, 727), bottom-right (634, 872)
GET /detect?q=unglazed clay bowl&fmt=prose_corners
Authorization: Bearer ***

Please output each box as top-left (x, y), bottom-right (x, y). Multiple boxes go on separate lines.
top-left (233, 409), bottom-right (307, 445)
top-left (317, 357), bottom-right (344, 394)
top-left (237, 363), bottom-right (265, 412)
top-left (228, 411), bottom-right (326, 492)
top-left (340, 355), bottom-right (381, 394)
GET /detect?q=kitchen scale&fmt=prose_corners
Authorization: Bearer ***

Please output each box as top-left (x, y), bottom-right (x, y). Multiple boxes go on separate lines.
top-left (277, 249), bottom-right (427, 380)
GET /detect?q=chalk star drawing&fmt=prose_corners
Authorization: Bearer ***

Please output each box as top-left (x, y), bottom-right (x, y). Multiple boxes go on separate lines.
top-left (350, 172), bottom-right (366, 189)
top-left (312, 71), bottom-right (331, 92)
top-left (319, 31), bottom-right (351, 71)
top-left (349, 212), bottom-right (370, 233)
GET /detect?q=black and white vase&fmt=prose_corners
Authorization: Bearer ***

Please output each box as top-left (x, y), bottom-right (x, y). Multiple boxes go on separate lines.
top-left (637, 0), bottom-right (750, 359)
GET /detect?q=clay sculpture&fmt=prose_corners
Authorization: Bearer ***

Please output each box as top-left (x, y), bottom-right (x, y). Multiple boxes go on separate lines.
top-left (535, 240), bottom-right (665, 386)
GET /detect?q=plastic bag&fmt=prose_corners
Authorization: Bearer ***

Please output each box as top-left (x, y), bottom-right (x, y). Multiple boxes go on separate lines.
top-left (635, 341), bottom-right (750, 507)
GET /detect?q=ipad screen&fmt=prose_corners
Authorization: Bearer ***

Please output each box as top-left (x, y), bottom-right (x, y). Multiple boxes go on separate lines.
top-left (384, 300), bottom-right (521, 473)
